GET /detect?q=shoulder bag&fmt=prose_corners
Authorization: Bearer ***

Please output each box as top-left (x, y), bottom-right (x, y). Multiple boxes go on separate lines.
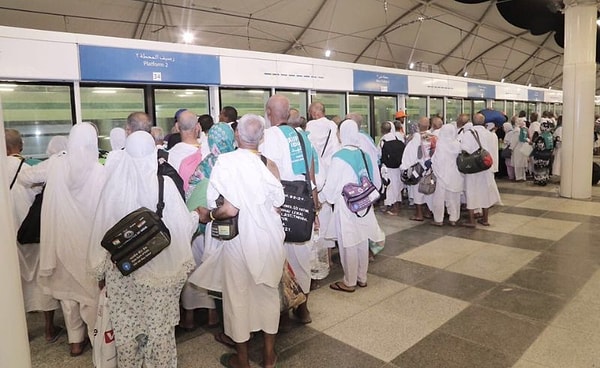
top-left (456, 130), bottom-right (493, 174)
top-left (279, 129), bottom-right (315, 243)
top-left (101, 175), bottom-right (171, 276)
top-left (418, 168), bottom-right (436, 195)
top-left (341, 149), bottom-right (379, 217)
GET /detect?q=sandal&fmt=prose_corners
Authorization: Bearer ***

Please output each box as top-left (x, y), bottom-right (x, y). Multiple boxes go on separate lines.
top-left (46, 326), bottom-right (64, 344)
top-left (214, 332), bottom-right (236, 348)
top-left (69, 339), bottom-right (89, 357)
top-left (357, 281), bottom-right (368, 288)
top-left (410, 217), bottom-right (424, 222)
top-left (461, 222), bottom-right (476, 228)
top-left (477, 218), bottom-right (490, 226)
top-left (219, 353), bottom-right (238, 368)
top-left (329, 281), bottom-right (355, 293)
top-left (431, 221), bottom-right (443, 227)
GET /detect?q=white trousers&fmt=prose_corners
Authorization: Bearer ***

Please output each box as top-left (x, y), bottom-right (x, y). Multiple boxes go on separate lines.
top-left (431, 181), bottom-right (461, 223)
top-left (60, 299), bottom-right (95, 343)
top-left (285, 242), bottom-right (312, 294)
top-left (338, 240), bottom-right (369, 287)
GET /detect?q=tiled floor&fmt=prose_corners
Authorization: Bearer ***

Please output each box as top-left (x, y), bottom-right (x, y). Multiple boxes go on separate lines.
top-left (26, 178), bottom-right (600, 367)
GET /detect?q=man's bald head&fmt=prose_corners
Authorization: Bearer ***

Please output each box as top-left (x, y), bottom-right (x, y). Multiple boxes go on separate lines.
top-left (456, 114), bottom-right (470, 128)
top-left (5, 128), bottom-right (23, 155)
top-left (265, 95), bottom-right (290, 126)
top-left (418, 117), bottom-right (430, 132)
top-left (309, 101), bottom-right (325, 120)
top-left (473, 113), bottom-right (485, 126)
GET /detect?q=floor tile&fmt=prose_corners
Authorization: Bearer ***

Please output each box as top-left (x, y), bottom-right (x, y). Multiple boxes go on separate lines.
top-left (496, 193), bottom-right (534, 207)
top-left (550, 299), bottom-right (600, 337)
top-left (385, 228), bottom-right (444, 250)
top-left (574, 269), bottom-right (600, 305)
top-left (445, 244), bottom-right (539, 282)
top-left (511, 358), bottom-right (553, 367)
top-left (398, 236), bottom-right (487, 269)
top-left (277, 332), bottom-right (386, 368)
top-left (178, 332), bottom-right (238, 368)
top-left (439, 305), bottom-right (545, 358)
top-left (415, 269), bottom-right (497, 302)
top-left (451, 228), bottom-right (553, 252)
top-left (519, 326), bottom-right (600, 368)
top-left (482, 212), bottom-right (535, 233)
top-left (510, 217), bottom-right (580, 241)
top-left (504, 267), bottom-right (588, 299)
top-left (525, 253), bottom-right (599, 280)
top-left (540, 211), bottom-right (600, 224)
top-left (368, 258), bottom-right (441, 286)
top-left (500, 206), bottom-right (547, 217)
top-left (476, 285), bottom-right (566, 322)
top-left (307, 274), bottom-right (408, 332)
top-left (323, 287), bottom-right (468, 362)
top-left (393, 330), bottom-right (515, 368)
top-left (515, 197), bottom-right (571, 212)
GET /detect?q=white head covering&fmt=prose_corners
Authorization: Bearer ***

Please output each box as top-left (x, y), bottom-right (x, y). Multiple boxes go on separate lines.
top-left (516, 118), bottom-right (526, 128)
top-left (503, 122), bottom-right (513, 133)
top-left (431, 124), bottom-right (463, 192)
top-left (88, 131), bottom-right (194, 287)
top-left (67, 123), bottom-right (99, 189)
top-left (339, 119), bottom-right (360, 146)
top-left (39, 122), bottom-right (105, 307)
top-left (46, 136), bottom-right (68, 156)
top-left (109, 127), bottom-right (126, 151)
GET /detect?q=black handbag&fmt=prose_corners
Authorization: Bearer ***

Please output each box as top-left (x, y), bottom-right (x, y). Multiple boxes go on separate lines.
top-left (210, 195), bottom-right (239, 240)
top-left (17, 188), bottom-right (44, 244)
top-left (101, 175), bottom-right (171, 276)
top-left (457, 130), bottom-right (493, 174)
top-left (279, 129), bottom-right (315, 243)
top-left (401, 162), bottom-right (424, 185)
top-left (501, 147), bottom-right (512, 159)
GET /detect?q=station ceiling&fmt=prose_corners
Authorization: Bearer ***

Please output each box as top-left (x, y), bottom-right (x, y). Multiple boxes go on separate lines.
top-left (1, 0), bottom-right (598, 93)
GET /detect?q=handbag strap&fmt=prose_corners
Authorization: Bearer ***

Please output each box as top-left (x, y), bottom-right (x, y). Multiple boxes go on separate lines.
top-left (470, 129), bottom-right (483, 149)
top-left (292, 129), bottom-right (312, 192)
top-left (156, 175), bottom-right (165, 218)
top-left (355, 149), bottom-right (372, 218)
top-left (10, 159), bottom-right (25, 190)
top-left (321, 129), bottom-right (332, 158)
top-left (358, 149), bottom-right (372, 181)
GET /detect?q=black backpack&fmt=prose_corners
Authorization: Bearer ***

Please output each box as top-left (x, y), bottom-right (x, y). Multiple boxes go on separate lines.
top-left (381, 137), bottom-right (405, 169)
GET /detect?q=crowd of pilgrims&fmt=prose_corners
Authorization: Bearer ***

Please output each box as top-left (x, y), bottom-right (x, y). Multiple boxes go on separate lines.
top-left (12, 94), bottom-right (572, 368)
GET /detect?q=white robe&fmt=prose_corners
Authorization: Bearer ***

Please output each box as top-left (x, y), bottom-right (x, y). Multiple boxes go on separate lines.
top-left (379, 132), bottom-right (405, 205)
top-left (460, 125), bottom-right (502, 209)
top-left (207, 149), bottom-right (286, 342)
top-left (8, 156), bottom-right (59, 313)
top-left (167, 141), bottom-right (199, 172)
top-left (431, 126), bottom-right (463, 223)
top-left (306, 117), bottom-right (340, 191)
top-left (260, 126), bottom-right (316, 293)
top-left (552, 126), bottom-right (562, 175)
top-left (322, 149), bottom-right (385, 286)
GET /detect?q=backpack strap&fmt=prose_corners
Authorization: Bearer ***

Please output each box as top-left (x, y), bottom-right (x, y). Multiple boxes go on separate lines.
top-left (470, 130), bottom-right (483, 149)
top-left (156, 175), bottom-right (165, 218)
top-left (321, 129), bottom-right (332, 158)
top-left (10, 158), bottom-right (25, 190)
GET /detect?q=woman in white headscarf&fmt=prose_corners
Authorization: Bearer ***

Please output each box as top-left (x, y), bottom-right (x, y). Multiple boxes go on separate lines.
top-left (430, 124), bottom-right (463, 226)
top-left (503, 121), bottom-right (518, 180)
top-left (322, 120), bottom-right (384, 293)
top-left (512, 117), bottom-right (530, 181)
top-left (88, 131), bottom-right (195, 368)
top-left (109, 127), bottom-right (126, 151)
top-left (33, 122), bottom-right (105, 356)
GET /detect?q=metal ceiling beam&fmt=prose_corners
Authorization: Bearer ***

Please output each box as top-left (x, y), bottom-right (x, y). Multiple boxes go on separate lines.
top-left (503, 33), bottom-right (553, 81)
top-left (352, 2), bottom-right (427, 63)
top-left (132, 1), bottom-right (151, 38)
top-left (435, 0), bottom-right (496, 66)
top-left (283, 0), bottom-right (328, 54)
top-left (512, 54), bottom-right (562, 84)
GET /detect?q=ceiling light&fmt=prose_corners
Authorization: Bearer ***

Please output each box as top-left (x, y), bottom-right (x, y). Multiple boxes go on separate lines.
top-left (528, 83), bottom-right (532, 87)
top-left (500, 78), bottom-right (505, 83)
top-left (182, 31), bottom-right (194, 44)
top-left (463, 71), bottom-right (468, 77)
top-left (409, 62), bottom-right (415, 69)
top-left (324, 49), bottom-right (332, 58)
top-left (417, 16), bottom-right (425, 22)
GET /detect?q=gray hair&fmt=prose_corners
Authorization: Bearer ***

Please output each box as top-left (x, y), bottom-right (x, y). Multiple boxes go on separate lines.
top-left (126, 112), bottom-right (152, 134)
top-left (238, 114), bottom-right (264, 145)
top-left (177, 110), bottom-right (198, 132)
top-left (346, 112), bottom-right (363, 128)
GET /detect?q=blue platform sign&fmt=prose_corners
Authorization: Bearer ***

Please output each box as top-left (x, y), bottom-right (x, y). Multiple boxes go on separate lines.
top-left (353, 70), bottom-right (408, 93)
top-left (467, 82), bottom-right (495, 99)
top-left (528, 90), bottom-right (544, 102)
top-left (79, 45), bottom-right (220, 84)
